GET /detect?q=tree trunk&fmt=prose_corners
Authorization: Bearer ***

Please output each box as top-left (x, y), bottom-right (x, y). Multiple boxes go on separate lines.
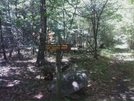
top-left (90, 0), bottom-right (108, 59)
top-left (9, 48), bottom-right (13, 58)
top-left (56, 51), bottom-right (62, 100)
top-left (92, 2), bottom-right (98, 59)
top-left (36, 45), bottom-right (45, 66)
top-left (17, 47), bottom-right (21, 60)
top-left (8, 0), bottom-right (14, 58)
top-left (36, 0), bottom-right (47, 66)
top-left (31, 0), bottom-right (35, 55)
top-left (0, 11), bottom-right (7, 60)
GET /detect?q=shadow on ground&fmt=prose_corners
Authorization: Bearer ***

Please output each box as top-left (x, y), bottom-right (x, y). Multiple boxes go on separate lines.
top-left (0, 57), bottom-right (53, 100)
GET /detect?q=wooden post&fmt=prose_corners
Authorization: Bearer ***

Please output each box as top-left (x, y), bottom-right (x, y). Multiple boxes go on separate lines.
top-left (44, 37), bottom-right (70, 100)
top-left (56, 51), bottom-right (61, 100)
top-left (56, 32), bottom-right (62, 100)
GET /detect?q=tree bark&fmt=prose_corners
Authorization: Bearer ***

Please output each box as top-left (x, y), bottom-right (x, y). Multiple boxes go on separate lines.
top-left (0, 11), bottom-right (7, 60)
top-left (36, 0), bottom-right (47, 66)
top-left (8, 0), bottom-right (15, 58)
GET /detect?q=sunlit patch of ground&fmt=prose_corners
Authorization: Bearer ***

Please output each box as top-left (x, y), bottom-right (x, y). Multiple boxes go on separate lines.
top-left (112, 41), bottom-right (134, 61)
top-left (46, 55), bottom-right (69, 63)
top-left (112, 53), bottom-right (134, 61)
top-left (115, 43), bottom-right (129, 49)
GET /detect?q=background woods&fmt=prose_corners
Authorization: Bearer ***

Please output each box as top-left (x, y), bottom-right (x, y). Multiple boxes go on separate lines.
top-left (0, 0), bottom-right (119, 60)
top-left (1, 0), bottom-right (134, 100)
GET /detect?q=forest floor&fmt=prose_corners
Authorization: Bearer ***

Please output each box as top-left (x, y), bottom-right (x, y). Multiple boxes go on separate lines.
top-left (0, 43), bottom-right (134, 100)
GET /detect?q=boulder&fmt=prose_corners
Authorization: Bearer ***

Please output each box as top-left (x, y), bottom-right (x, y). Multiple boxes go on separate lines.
top-left (48, 70), bottom-right (88, 96)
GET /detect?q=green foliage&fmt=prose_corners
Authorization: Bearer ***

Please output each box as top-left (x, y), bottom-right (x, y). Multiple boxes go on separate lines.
top-left (91, 65), bottom-right (107, 79)
top-left (0, 0), bottom-right (132, 50)
top-left (128, 0), bottom-right (134, 3)
top-left (124, 24), bottom-right (134, 49)
top-left (63, 97), bottom-right (72, 101)
top-left (44, 12), bottom-right (51, 17)
top-left (71, 53), bottom-right (111, 83)
top-left (89, 57), bottom-right (110, 82)
top-left (127, 36), bottom-right (134, 49)
top-left (16, 20), bottom-right (21, 27)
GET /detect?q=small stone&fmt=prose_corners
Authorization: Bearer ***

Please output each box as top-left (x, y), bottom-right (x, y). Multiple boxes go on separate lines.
top-left (130, 97), bottom-right (134, 100)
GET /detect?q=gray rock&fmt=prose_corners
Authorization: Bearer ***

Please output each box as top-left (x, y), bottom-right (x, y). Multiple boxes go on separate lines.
top-left (48, 70), bottom-right (88, 96)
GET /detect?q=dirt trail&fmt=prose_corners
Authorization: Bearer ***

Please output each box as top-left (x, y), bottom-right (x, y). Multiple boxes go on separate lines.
top-left (108, 42), bottom-right (134, 100)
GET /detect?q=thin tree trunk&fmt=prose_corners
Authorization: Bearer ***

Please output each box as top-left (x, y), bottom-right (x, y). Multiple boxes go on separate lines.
top-left (56, 32), bottom-right (62, 100)
top-left (0, 11), bottom-right (7, 60)
top-left (8, 0), bottom-right (14, 58)
top-left (91, 0), bottom-right (108, 59)
top-left (31, 0), bottom-right (35, 55)
top-left (91, 1), bottom-right (98, 59)
top-left (56, 51), bottom-right (62, 100)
